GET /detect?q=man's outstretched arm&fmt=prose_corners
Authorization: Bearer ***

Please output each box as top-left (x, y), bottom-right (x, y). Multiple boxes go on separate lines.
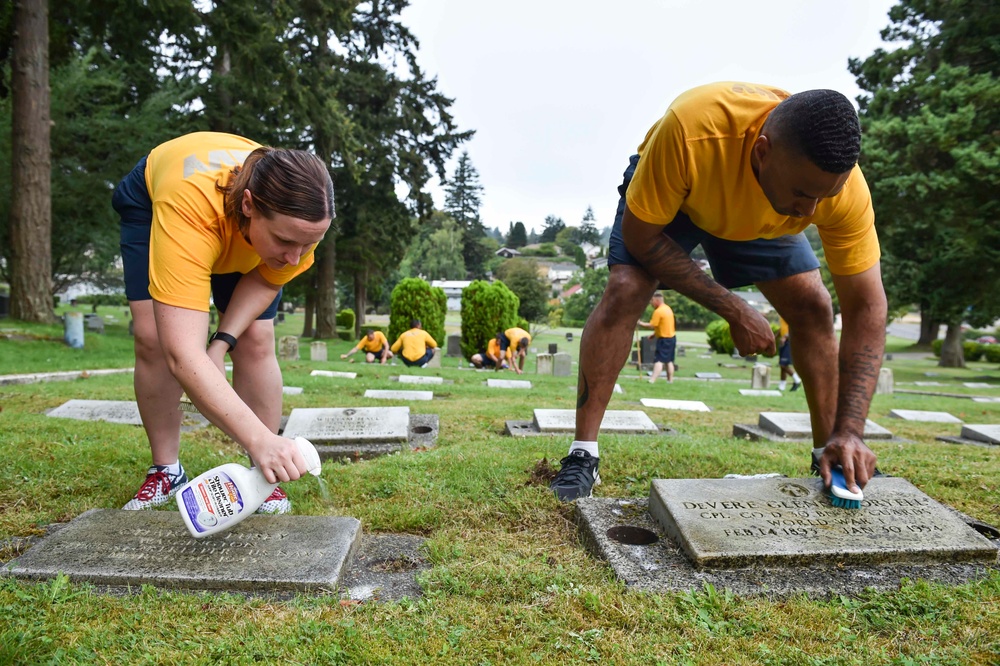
top-left (817, 262), bottom-right (887, 492)
top-left (621, 205), bottom-right (775, 355)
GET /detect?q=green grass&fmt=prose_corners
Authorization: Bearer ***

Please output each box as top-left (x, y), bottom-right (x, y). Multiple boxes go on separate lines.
top-left (2, 314), bottom-right (1000, 664)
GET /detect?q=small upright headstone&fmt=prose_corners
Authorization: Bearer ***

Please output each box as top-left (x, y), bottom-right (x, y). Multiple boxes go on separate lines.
top-left (552, 352), bottom-right (572, 377)
top-left (426, 348), bottom-right (442, 369)
top-left (64, 312), bottom-right (84, 349)
top-left (278, 335), bottom-right (299, 360)
top-left (128, 319), bottom-right (134, 336)
top-left (446, 334), bottom-right (462, 357)
top-left (565, 332), bottom-right (573, 342)
top-left (277, 312), bottom-right (285, 323)
top-left (876, 367), bottom-right (894, 395)
top-left (548, 343), bottom-right (558, 354)
top-left (677, 346), bottom-right (686, 357)
top-left (85, 315), bottom-right (105, 334)
top-left (310, 341), bottom-right (327, 362)
top-left (750, 364), bottom-right (770, 389)
top-left (536, 353), bottom-right (553, 375)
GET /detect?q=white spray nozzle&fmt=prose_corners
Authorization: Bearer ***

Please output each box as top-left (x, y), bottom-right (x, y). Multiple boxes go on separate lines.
top-left (294, 436), bottom-right (323, 476)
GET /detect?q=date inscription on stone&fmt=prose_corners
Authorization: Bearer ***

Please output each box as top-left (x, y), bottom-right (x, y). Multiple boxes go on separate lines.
top-left (649, 477), bottom-right (996, 568)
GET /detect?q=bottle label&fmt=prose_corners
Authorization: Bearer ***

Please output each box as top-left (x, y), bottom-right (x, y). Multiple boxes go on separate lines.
top-left (179, 470), bottom-right (245, 533)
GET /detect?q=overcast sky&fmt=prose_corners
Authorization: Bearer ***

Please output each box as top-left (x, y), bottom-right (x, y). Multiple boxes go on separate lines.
top-left (398, 0), bottom-right (900, 235)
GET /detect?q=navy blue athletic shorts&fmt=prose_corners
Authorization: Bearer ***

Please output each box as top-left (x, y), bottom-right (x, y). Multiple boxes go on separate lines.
top-left (607, 154), bottom-right (819, 289)
top-left (113, 156), bottom-right (281, 319)
top-left (654, 336), bottom-right (677, 364)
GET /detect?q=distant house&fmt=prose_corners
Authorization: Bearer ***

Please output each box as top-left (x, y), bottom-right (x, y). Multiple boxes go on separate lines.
top-left (579, 241), bottom-right (603, 260)
top-left (588, 256), bottom-right (608, 270)
top-left (732, 290), bottom-right (773, 314)
top-left (559, 283), bottom-right (583, 302)
top-left (495, 247), bottom-right (521, 259)
top-left (547, 262), bottom-right (580, 286)
top-left (430, 280), bottom-right (473, 311)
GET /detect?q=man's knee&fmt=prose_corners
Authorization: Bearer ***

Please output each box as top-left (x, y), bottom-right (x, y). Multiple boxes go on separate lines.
top-left (230, 321), bottom-right (276, 362)
top-left (589, 266), bottom-right (656, 323)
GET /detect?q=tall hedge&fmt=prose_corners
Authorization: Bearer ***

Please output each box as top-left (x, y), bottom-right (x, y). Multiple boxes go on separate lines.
top-left (460, 280), bottom-right (520, 360)
top-left (705, 319), bottom-right (780, 357)
top-left (388, 278), bottom-right (446, 347)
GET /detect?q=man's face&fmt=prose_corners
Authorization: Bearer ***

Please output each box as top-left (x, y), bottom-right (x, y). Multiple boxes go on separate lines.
top-left (367, 331), bottom-right (375, 341)
top-left (753, 138), bottom-right (851, 218)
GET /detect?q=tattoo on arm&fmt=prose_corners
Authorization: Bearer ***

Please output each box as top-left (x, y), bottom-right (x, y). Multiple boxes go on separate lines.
top-left (577, 375), bottom-right (589, 409)
top-left (838, 345), bottom-right (880, 428)
top-left (639, 236), bottom-right (730, 313)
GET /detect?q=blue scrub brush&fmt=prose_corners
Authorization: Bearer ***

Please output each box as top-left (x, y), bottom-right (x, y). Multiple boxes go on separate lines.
top-left (828, 468), bottom-right (864, 510)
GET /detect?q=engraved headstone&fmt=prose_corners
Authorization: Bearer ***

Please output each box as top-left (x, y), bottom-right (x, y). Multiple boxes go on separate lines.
top-left (536, 353), bottom-right (553, 375)
top-left (278, 335), bottom-right (299, 360)
top-left (640, 398), bottom-right (711, 412)
top-left (888, 409), bottom-right (962, 423)
top-left (740, 389), bottom-right (782, 397)
top-left (961, 424), bottom-right (1000, 445)
top-left (648, 477), bottom-right (996, 568)
top-left (876, 367), bottom-right (894, 395)
top-left (47, 399), bottom-right (144, 426)
top-left (426, 347), bottom-right (442, 369)
top-left (533, 409), bottom-right (657, 433)
top-left (696, 372), bottom-right (723, 380)
top-left (6, 509), bottom-right (361, 592)
top-left (311, 370), bottom-right (357, 379)
top-left (487, 379), bottom-right (532, 389)
top-left (398, 375), bottom-right (443, 385)
top-left (751, 365), bottom-right (770, 389)
top-left (446, 334), bottom-right (462, 357)
top-left (552, 352), bottom-right (572, 377)
top-left (282, 407), bottom-right (410, 444)
top-left (364, 390), bottom-right (433, 401)
top-left (310, 341), bottom-right (328, 362)
top-left (759, 412), bottom-right (892, 439)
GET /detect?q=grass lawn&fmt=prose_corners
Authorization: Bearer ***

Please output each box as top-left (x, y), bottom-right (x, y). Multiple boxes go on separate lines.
top-left (1, 309), bottom-right (999, 664)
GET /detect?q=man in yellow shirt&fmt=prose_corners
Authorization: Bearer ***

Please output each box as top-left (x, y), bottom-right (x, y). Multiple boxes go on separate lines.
top-left (341, 329), bottom-right (393, 364)
top-left (777, 317), bottom-right (802, 391)
top-left (390, 319), bottom-right (438, 367)
top-left (499, 326), bottom-right (531, 375)
top-left (552, 83), bottom-right (886, 502)
top-left (471, 332), bottom-right (508, 370)
top-left (638, 292), bottom-right (675, 383)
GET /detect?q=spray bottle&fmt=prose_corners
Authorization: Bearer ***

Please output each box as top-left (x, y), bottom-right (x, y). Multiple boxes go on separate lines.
top-left (176, 437), bottom-right (322, 539)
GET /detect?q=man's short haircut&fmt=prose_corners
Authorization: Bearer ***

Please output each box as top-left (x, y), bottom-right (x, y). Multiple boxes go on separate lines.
top-left (365, 329), bottom-right (375, 337)
top-left (652, 292), bottom-right (664, 300)
top-left (518, 337), bottom-right (530, 350)
top-left (410, 318), bottom-right (421, 328)
top-left (766, 89), bottom-right (861, 174)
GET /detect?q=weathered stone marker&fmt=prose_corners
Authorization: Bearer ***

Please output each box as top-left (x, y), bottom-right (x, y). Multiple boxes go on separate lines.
top-left (648, 477), bottom-right (996, 568)
top-left (534, 409), bottom-right (657, 433)
top-left (961, 424), bottom-right (1000, 445)
top-left (446, 334), bottom-right (462, 357)
top-left (888, 409), bottom-right (962, 423)
top-left (364, 390), bottom-right (433, 401)
top-left (311, 370), bottom-right (357, 379)
top-left (283, 406), bottom-right (410, 445)
top-left (278, 335), bottom-right (299, 360)
top-left (310, 341), bottom-right (328, 362)
top-left (751, 365), bottom-right (770, 389)
top-left (47, 399), bottom-right (144, 426)
top-left (876, 367), bottom-right (894, 395)
top-left (695, 372), bottom-right (723, 380)
top-left (398, 375), bottom-right (443, 385)
top-left (552, 352), bottom-right (572, 377)
top-left (740, 389), bottom-right (782, 397)
top-left (536, 353), bottom-right (553, 375)
top-left (6, 509), bottom-right (361, 592)
top-left (640, 398), bottom-right (711, 412)
top-left (736, 411), bottom-right (893, 441)
top-left (487, 378), bottom-right (531, 389)
top-left (426, 348), bottom-right (442, 368)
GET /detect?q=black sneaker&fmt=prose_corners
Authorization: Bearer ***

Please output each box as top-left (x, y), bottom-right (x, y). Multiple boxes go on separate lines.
top-left (790, 381), bottom-right (801, 391)
top-left (123, 464), bottom-right (189, 510)
top-left (550, 450), bottom-right (601, 502)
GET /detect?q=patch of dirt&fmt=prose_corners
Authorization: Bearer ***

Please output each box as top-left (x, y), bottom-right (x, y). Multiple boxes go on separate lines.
top-left (525, 457), bottom-right (558, 487)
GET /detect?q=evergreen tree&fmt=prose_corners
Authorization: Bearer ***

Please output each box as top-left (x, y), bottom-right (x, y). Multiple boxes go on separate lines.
top-left (539, 215), bottom-right (566, 243)
top-left (444, 151), bottom-right (489, 278)
top-left (505, 221), bottom-right (528, 248)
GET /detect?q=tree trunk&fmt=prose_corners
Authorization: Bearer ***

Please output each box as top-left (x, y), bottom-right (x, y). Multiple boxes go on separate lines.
top-left (9, 0), bottom-right (54, 323)
top-left (353, 268), bottom-right (367, 337)
top-left (938, 322), bottom-right (966, 368)
top-left (917, 304), bottom-right (939, 346)
top-left (210, 46), bottom-right (233, 134)
top-left (301, 291), bottom-right (315, 338)
top-left (315, 242), bottom-right (336, 339)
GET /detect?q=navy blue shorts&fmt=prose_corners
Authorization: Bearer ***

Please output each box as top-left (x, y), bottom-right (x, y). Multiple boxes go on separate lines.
top-left (401, 348), bottom-right (435, 367)
top-left (654, 336), bottom-right (676, 363)
top-left (779, 337), bottom-right (793, 366)
top-left (608, 155), bottom-right (819, 289)
top-left (113, 156), bottom-right (281, 319)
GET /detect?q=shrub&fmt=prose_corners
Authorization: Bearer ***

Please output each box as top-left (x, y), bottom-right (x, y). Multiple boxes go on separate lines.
top-left (548, 307), bottom-right (563, 328)
top-left (704, 319), bottom-right (779, 357)
top-left (459, 280), bottom-right (520, 360)
top-left (964, 341), bottom-right (984, 362)
top-left (982, 344), bottom-right (1000, 364)
top-left (388, 278), bottom-right (446, 347)
top-left (335, 308), bottom-right (355, 331)
top-left (336, 328), bottom-right (354, 341)
top-left (932, 338), bottom-right (943, 357)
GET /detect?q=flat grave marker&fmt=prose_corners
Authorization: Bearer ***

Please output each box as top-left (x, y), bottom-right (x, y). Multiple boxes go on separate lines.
top-left (282, 386), bottom-right (304, 395)
top-left (47, 399), bottom-right (144, 426)
top-left (487, 379), bottom-right (531, 389)
top-left (311, 370), bottom-right (357, 379)
top-left (740, 389), bottom-right (782, 397)
top-left (734, 411), bottom-right (893, 441)
top-left (282, 407), bottom-right (410, 444)
top-left (398, 375), bottom-right (443, 385)
top-left (695, 372), bottom-right (723, 380)
top-left (888, 409), bottom-right (962, 423)
top-left (640, 398), bottom-right (711, 412)
top-left (534, 409), bottom-right (657, 434)
top-left (6, 509), bottom-right (360, 592)
top-left (961, 424), bottom-right (1000, 445)
top-left (964, 383), bottom-right (994, 389)
top-left (364, 390), bottom-right (433, 401)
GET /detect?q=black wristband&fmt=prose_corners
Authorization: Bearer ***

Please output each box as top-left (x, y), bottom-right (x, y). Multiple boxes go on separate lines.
top-left (209, 331), bottom-right (238, 352)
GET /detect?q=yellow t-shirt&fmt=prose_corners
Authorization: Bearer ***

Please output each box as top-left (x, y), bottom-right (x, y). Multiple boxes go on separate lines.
top-left (486, 338), bottom-right (501, 358)
top-left (626, 82), bottom-right (879, 276)
top-left (779, 317), bottom-right (790, 338)
top-left (504, 327), bottom-right (531, 360)
top-left (650, 303), bottom-right (676, 338)
top-left (144, 132), bottom-right (316, 311)
top-left (356, 331), bottom-right (389, 353)
top-left (391, 328), bottom-right (438, 362)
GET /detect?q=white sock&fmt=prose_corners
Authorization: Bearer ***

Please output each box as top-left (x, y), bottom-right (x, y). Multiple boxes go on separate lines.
top-left (569, 440), bottom-right (599, 458)
top-left (793, 373), bottom-right (802, 383)
top-left (161, 461), bottom-right (182, 475)
top-left (779, 381), bottom-right (787, 390)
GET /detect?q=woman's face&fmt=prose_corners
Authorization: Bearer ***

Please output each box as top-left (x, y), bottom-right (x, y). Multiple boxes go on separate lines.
top-left (242, 190), bottom-right (331, 270)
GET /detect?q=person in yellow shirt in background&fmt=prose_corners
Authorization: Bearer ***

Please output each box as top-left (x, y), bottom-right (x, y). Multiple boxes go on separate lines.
top-left (113, 132), bottom-right (333, 513)
top-left (471, 331), bottom-right (508, 370)
top-left (551, 83), bottom-right (887, 502)
top-left (499, 326), bottom-right (531, 375)
top-left (638, 292), bottom-right (676, 383)
top-left (342, 329), bottom-right (393, 364)
top-left (777, 316), bottom-right (802, 391)
top-left (391, 319), bottom-right (438, 367)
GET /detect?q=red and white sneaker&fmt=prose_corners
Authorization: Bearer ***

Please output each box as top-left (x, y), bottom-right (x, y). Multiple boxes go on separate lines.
top-left (122, 465), bottom-right (188, 510)
top-left (256, 486), bottom-right (292, 514)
